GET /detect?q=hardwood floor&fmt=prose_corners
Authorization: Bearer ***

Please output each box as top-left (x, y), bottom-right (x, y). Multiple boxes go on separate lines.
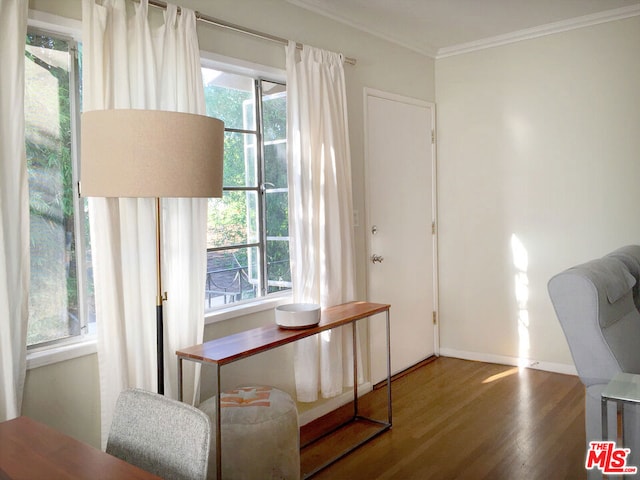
top-left (301, 357), bottom-right (586, 480)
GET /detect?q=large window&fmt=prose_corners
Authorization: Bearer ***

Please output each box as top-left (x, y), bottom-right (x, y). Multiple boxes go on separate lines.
top-left (202, 67), bottom-right (291, 310)
top-left (24, 29), bottom-right (288, 351)
top-left (25, 29), bottom-right (94, 347)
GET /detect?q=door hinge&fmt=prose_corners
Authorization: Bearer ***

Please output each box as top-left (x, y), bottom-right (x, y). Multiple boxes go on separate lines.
top-left (432, 221), bottom-right (436, 235)
top-left (432, 311), bottom-right (437, 325)
top-left (431, 129), bottom-right (435, 144)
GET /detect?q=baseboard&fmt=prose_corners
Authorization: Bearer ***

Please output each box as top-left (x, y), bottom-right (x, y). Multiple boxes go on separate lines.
top-left (297, 382), bottom-right (373, 426)
top-left (438, 348), bottom-right (578, 376)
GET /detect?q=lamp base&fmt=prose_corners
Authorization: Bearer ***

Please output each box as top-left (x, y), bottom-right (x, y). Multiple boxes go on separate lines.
top-left (157, 304), bottom-right (164, 395)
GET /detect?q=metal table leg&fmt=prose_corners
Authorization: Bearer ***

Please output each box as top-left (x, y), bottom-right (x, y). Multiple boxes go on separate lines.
top-left (386, 309), bottom-right (392, 426)
top-left (353, 322), bottom-right (358, 419)
top-left (619, 402), bottom-right (625, 446)
top-left (178, 357), bottom-right (183, 402)
top-left (215, 364), bottom-right (222, 480)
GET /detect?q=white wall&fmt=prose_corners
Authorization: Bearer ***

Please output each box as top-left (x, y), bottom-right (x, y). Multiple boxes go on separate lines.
top-left (24, 0), bottom-right (435, 447)
top-left (23, 353), bottom-right (100, 442)
top-left (435, 16), bottom-right (640, 370)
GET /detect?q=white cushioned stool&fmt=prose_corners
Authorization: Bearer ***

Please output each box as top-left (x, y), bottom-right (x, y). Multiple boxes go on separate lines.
top-left (199, 386), bottom-right (299, 480)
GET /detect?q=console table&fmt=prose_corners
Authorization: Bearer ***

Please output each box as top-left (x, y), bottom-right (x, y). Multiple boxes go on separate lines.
top-left (176, 301), bottom-right (392, 479)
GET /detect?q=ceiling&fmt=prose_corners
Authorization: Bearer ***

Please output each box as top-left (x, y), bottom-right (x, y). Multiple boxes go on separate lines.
top-left (286, 0), bottom-right (640, 57)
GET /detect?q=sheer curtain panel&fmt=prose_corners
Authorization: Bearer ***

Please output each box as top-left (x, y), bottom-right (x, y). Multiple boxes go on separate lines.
top-left (82, 0), bottom-right (208, 447)
top-left (0, 0), bottom-right (29, 422)
top-left (285, 41), bottom-right (362, 402)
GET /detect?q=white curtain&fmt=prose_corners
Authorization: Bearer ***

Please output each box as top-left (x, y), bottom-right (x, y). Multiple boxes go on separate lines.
top-left (285, 42), bottom-right (362, 402)
top-left (82, 0), bottom-right (208, 447)
top-left (0, 0), bottom-right (29, 422)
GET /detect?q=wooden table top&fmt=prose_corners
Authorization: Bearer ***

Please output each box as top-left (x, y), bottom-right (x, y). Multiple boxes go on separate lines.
top-left (0, 416), bottom-right (161, 480)
top-left (177, 301), bottom-right (390, 366)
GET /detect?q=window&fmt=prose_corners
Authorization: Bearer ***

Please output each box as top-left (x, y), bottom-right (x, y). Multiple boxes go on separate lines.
top-left (202, 67), bottom-right (291, 310)
top-left (25, 29), bottom-right (94, 347)
top-left (24, 28), bottom-right (287, 349)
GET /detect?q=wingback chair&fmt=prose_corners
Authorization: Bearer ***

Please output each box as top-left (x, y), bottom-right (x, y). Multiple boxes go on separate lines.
top-left (548, 246), bottom-right (640, 479)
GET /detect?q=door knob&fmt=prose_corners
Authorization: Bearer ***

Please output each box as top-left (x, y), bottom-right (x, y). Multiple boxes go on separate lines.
top-left (371, 254), bottom-right (384, 264)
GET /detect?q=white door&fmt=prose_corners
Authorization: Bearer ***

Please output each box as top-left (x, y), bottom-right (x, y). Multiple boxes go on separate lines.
top-left (365, 89), bottom-right (438, 384)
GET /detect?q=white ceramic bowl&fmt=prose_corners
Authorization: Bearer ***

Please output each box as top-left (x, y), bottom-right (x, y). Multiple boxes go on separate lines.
top-left (275, 303), bottom-right (321, 329)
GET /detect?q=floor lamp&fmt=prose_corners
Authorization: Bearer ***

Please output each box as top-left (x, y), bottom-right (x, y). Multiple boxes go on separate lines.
top-left (80, 109), bottom-right (224, 394)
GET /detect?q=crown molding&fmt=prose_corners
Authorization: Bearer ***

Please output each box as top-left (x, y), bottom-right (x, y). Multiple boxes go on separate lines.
top-left (437, 4), bottom-right (640, 59)
top-left (286, 0), bottom-right (438, 57)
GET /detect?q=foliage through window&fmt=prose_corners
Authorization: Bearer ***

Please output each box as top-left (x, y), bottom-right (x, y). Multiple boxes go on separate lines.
top-left (25, 29), bottom-right (94, 347)
top-left (202, 68), bottom-right (290, 309)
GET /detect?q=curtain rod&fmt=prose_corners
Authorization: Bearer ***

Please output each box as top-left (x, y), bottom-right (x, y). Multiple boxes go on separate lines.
top-left (147, 0), bottom-right (357, 66)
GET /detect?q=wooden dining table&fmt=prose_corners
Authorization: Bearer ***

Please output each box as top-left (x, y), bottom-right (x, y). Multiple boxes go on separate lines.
top-left (0, 416), bottom-right (161, 479)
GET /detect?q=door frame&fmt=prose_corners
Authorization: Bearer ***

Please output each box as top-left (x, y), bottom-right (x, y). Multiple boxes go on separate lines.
top-left (363, 88), bottom-right (440, 365)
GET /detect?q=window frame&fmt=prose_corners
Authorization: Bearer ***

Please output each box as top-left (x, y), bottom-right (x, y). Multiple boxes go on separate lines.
top-left (24, 12), bottom-right (98, 367)
top-left (201, 53), bottom-right (292, 318)
top-left (25, 24), bottom-right (94, 352)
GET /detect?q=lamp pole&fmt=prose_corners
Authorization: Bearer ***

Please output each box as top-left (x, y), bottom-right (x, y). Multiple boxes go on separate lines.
top-left (155, 197), bottom-right (166, 394)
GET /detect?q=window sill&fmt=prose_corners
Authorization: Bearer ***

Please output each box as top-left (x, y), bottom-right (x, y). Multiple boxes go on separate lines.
top-left (25, 295), bottom-right (294, 369)
top-left (204, 292), bottom-right (293, 325)
top-left (26, 337), bottom-right (98, 370)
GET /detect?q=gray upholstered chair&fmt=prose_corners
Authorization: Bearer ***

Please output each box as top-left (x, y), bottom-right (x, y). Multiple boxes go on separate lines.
top-left (549, 247), bottom-right (640, 479)
top-left (107, 388), bottom-right (211, 480)
top-left (609, 245), bottom-right (640, 312)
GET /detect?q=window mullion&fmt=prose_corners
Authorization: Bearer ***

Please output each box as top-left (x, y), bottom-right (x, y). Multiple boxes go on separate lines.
top-left (69, 40), bottom-right (91, 336)
top-left (207, 243), bottom-right (260, 253)
top-left (255, 79), bottom-right (268, 297)
top-left (226, 127), bottom-right (257, 135)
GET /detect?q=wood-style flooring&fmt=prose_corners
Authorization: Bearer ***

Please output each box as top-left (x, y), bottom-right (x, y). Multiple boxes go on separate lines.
top-left (301, 356), bottom-right (586, 480)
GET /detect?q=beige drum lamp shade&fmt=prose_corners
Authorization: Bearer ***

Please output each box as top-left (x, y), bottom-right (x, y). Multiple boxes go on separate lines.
top-left (80, 109), bottom-right (224, 198)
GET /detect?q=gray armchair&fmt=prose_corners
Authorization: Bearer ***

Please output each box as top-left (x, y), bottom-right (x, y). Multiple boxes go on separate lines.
top-left (549, 246), bottom-right (640, 479)
top-left (107, 388), bottom-right (211, 480)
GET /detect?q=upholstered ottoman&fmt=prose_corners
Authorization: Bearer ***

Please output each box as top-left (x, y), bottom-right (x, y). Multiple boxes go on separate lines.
top-left (199, 386), bottom-right (299, 480)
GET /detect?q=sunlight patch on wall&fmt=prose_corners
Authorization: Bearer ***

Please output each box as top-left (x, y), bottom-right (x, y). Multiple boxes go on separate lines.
top-left (506, 112), bottom-right (532, 155)
top-left (511, 234), bottom-right (530, 368)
